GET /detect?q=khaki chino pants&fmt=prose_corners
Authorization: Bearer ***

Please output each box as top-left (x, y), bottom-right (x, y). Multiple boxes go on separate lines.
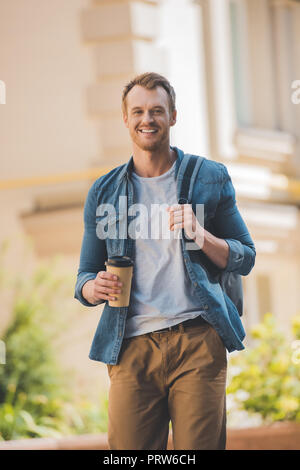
top-left (106, 317), bottom-right (227, 450)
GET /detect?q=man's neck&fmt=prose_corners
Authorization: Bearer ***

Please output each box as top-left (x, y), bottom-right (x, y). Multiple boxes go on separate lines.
top-left (132, 146), bottom-right (177, 178)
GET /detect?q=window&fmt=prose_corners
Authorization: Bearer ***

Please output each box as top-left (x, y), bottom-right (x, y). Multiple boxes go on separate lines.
top-left (228, 0), bottom-right (300, 171)
top-left (229, 0), bottom-right (277, 130)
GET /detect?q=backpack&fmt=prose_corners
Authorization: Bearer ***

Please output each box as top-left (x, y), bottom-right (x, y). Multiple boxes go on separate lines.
top-left (178, 154), bottom-right (243, 317)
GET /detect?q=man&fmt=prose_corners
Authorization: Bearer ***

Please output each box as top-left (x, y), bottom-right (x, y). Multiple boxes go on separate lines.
top-left (74, 72), bottom-right (256, 450)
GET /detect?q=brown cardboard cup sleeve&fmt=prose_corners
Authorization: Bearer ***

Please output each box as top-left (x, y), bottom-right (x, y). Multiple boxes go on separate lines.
top-left (105, 256), bottom-right (134, 307)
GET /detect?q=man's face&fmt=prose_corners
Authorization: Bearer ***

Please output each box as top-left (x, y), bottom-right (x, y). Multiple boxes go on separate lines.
top-left (123, 85), bottom-right (176, 152)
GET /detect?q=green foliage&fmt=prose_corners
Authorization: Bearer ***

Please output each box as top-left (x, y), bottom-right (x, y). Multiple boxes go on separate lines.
top-left (227, 313), bottom-right (300, 424)
top-left (0, 239), bottom-right (108, 440)
top-left (66, 396), bottom-right (109, 434)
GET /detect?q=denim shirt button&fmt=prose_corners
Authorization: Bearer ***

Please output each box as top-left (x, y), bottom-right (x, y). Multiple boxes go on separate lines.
top-left (204, 305), bottom-right (209, 310)
top-left (193, 282), bottom-right (197, 287)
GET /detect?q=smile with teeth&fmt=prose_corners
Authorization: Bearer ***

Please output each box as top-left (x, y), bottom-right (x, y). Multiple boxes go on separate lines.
top-left (139, 129), bottom-right (158, 133)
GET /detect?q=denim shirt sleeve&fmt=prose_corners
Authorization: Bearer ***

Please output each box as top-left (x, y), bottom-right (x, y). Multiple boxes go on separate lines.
top-left (74, 182), bottom-right (108, 306)
top-left (213, 164), bottom-right (256, 275)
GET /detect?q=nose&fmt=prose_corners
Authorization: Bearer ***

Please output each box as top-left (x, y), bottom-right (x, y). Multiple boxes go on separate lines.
top-left (140, 110), bottom-right (155, 125)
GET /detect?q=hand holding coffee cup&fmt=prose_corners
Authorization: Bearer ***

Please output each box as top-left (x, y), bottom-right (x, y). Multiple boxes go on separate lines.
top-left (82, 270), bottom-right (124, 305)
top-left (105, 256), bottom-right (134, 307)
top-left (95, 270), bottom-right (124, 302)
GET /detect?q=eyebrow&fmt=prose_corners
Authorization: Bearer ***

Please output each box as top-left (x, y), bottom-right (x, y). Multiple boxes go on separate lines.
top-left (131, 106), bottom-right (165, 111)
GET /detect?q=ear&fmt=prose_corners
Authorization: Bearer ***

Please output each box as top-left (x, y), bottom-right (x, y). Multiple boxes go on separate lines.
top-left (123, 110), bottom-right (129, 128)
top-left (170, 109), bottom-right (177, 127)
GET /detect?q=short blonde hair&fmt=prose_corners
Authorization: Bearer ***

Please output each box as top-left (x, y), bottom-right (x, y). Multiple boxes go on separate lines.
top-left (122, 72), bottom-right (176, 115)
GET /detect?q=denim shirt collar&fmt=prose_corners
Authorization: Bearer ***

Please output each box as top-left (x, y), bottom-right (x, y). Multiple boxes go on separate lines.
top-left (117, 146), bottom-right (185, 183)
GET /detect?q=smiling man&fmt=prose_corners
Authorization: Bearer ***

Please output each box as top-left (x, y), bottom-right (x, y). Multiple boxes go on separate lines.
top-left (74, 72), bottom-right (256, 450)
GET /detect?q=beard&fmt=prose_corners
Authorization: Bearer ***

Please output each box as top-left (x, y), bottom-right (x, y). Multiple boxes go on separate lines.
top-left (131, 127), bottom-right (169, 151)
top-left (137, 140), bottom-right (161, 151)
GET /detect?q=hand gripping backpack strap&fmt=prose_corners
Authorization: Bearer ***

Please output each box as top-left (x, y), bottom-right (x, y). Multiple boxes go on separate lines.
top-left (178, 154), bottom-right (244, 317)
top-left (178, 154), bottom-right (204, 241)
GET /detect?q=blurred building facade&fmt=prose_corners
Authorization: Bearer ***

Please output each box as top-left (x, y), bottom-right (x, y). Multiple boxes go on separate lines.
top-left (1, 0), bottom-right (300, 398)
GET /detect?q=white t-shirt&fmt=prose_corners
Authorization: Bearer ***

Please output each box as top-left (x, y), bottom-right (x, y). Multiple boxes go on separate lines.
top-left (124, 160), bottom-right (205, 338)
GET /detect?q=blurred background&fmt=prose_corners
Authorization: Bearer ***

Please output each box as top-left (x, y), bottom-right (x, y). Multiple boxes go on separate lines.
top-left (0, 0), bottom-right (299, 445)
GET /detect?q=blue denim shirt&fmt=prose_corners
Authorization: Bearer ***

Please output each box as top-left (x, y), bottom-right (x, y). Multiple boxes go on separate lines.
top-left (74, 146), bottom-right (256, 364)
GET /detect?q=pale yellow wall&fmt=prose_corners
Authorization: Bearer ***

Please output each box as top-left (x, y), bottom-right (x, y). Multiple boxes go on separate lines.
top-left (0, 0), bottom-right (99, 179)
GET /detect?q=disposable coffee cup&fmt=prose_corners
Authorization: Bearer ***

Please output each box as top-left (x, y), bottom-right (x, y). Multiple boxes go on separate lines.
top-left (105, 256), bottom-right (134, 307)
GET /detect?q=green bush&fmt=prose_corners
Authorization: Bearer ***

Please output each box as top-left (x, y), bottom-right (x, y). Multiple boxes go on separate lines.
top-left (0, 240), bottom-right (108, 440)
top-left (227, 313), bottom-right (300, 424)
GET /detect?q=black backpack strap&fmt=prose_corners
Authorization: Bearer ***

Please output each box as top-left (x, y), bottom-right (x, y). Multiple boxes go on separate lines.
top-left (178, 155), bottom-right (199, 204)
